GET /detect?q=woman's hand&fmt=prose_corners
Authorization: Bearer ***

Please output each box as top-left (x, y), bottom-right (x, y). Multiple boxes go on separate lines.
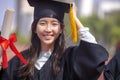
top-left (72, 2), bottom-right (84, 29)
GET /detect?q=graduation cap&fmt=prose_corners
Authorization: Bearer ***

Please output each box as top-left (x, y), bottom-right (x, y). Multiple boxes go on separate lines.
top-left (27, 0), bottom-right (77, 43)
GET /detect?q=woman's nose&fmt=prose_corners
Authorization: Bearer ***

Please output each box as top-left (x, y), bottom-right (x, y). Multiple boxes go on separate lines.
top-left (45, 24), bottom-right (52, 32)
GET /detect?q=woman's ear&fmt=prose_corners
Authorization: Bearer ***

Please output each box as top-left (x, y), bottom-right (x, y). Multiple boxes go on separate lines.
top-left (59, 23), bottom-right (64, 34)
top-left (61, 23), bottom-right (64, 30)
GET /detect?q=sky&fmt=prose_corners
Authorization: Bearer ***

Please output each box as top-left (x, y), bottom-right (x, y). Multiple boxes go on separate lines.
top-left (0, 0), bottom-right (15, 30)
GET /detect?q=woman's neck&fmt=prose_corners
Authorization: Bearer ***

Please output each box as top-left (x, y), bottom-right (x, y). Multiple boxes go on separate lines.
top-left (41, 43), bottom-right (54, 52)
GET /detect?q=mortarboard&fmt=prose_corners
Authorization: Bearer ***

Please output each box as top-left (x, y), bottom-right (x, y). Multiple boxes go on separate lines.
top-left (27, 0), bottom-right (77, 43)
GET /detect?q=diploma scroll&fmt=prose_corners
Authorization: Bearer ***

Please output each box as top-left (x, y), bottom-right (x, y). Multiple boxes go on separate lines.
top-left (0, 8), bottom-right (28, 69)
top-left (0, 8), bottom-right (14, 69)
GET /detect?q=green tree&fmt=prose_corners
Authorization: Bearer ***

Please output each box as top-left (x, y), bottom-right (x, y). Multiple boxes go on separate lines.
top-left (79, 12), bottom-right (120, 52)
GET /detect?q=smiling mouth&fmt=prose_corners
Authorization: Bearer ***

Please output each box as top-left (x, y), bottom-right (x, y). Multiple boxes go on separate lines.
top-left (43, 35), bottom-right (53, 39)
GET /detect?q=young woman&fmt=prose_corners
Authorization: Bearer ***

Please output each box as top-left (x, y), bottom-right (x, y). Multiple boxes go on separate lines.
top-left (0, 0), bottom-right (108, 80)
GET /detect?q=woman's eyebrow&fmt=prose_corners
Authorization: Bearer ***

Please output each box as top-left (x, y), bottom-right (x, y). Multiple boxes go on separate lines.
top-left (39, 20), bottom-right (46, 22)
top-left (39, 19), bottom-right (60, 23)
top-left (52, 20), bottom-right (60, 23)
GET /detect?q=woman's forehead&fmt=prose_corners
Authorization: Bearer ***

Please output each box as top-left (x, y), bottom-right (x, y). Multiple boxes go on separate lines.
top-left (39, 18), bottom-right (60, 22)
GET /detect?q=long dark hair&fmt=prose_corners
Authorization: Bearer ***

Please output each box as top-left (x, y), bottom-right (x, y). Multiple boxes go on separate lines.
top-left (18, 19), bottom-right (65, 79)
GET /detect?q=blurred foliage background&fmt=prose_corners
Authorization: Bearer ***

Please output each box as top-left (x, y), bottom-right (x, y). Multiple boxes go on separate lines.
top-left (80, 11), bottom-right (120, 46)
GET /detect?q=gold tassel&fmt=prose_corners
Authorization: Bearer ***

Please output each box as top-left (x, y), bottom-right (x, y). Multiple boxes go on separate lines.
top-left (69, 3), bottom-right (77, 43)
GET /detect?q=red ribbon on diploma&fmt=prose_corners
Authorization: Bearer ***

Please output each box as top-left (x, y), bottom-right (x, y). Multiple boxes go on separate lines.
top-left (0, 33), bottom-right (28, 68)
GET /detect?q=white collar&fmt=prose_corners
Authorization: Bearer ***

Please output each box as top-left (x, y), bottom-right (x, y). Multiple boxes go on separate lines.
top-left (39, 51), bottom-right (52, 58)
top-left (35, 51), bottom-right (52, 70)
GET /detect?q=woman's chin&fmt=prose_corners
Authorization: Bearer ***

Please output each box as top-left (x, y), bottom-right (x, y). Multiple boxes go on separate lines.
top-left (42, 39), bottom-right (54, 45)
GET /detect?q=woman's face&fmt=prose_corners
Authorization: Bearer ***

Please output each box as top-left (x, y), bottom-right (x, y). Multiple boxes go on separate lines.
top-left (36, 18), bottom-right (61, 46)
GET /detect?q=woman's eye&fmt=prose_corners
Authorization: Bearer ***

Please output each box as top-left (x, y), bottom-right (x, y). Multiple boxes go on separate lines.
top-left (39, 22), bottom-right (46, 26)
top-left (52, 22), bottom-right (60, 26)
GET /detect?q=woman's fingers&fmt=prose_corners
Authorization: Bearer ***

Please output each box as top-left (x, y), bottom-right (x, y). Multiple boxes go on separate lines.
top-left (72, 2), bottom-right (78, 16)
top-left (72, 2), bottom-right (84, 29)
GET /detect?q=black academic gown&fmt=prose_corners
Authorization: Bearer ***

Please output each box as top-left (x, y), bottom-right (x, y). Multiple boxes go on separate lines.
top-left (0, 40), bottom-right (108, 80)
top-left (104, 52), bottom-right (120, 80)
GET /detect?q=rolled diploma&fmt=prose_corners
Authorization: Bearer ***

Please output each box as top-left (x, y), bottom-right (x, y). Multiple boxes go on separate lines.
top-left (0, 8), bottom-right (14, 68)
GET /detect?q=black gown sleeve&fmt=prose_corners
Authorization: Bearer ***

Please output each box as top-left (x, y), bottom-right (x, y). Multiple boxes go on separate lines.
top-left (104, 52), bottom-right (120, 80)
top-left (0, 50), bottom-right (29, 80)
top-left (64, 40), bottom-right (108, 80)
top-left (0, 56), bottom-right (20, 80)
